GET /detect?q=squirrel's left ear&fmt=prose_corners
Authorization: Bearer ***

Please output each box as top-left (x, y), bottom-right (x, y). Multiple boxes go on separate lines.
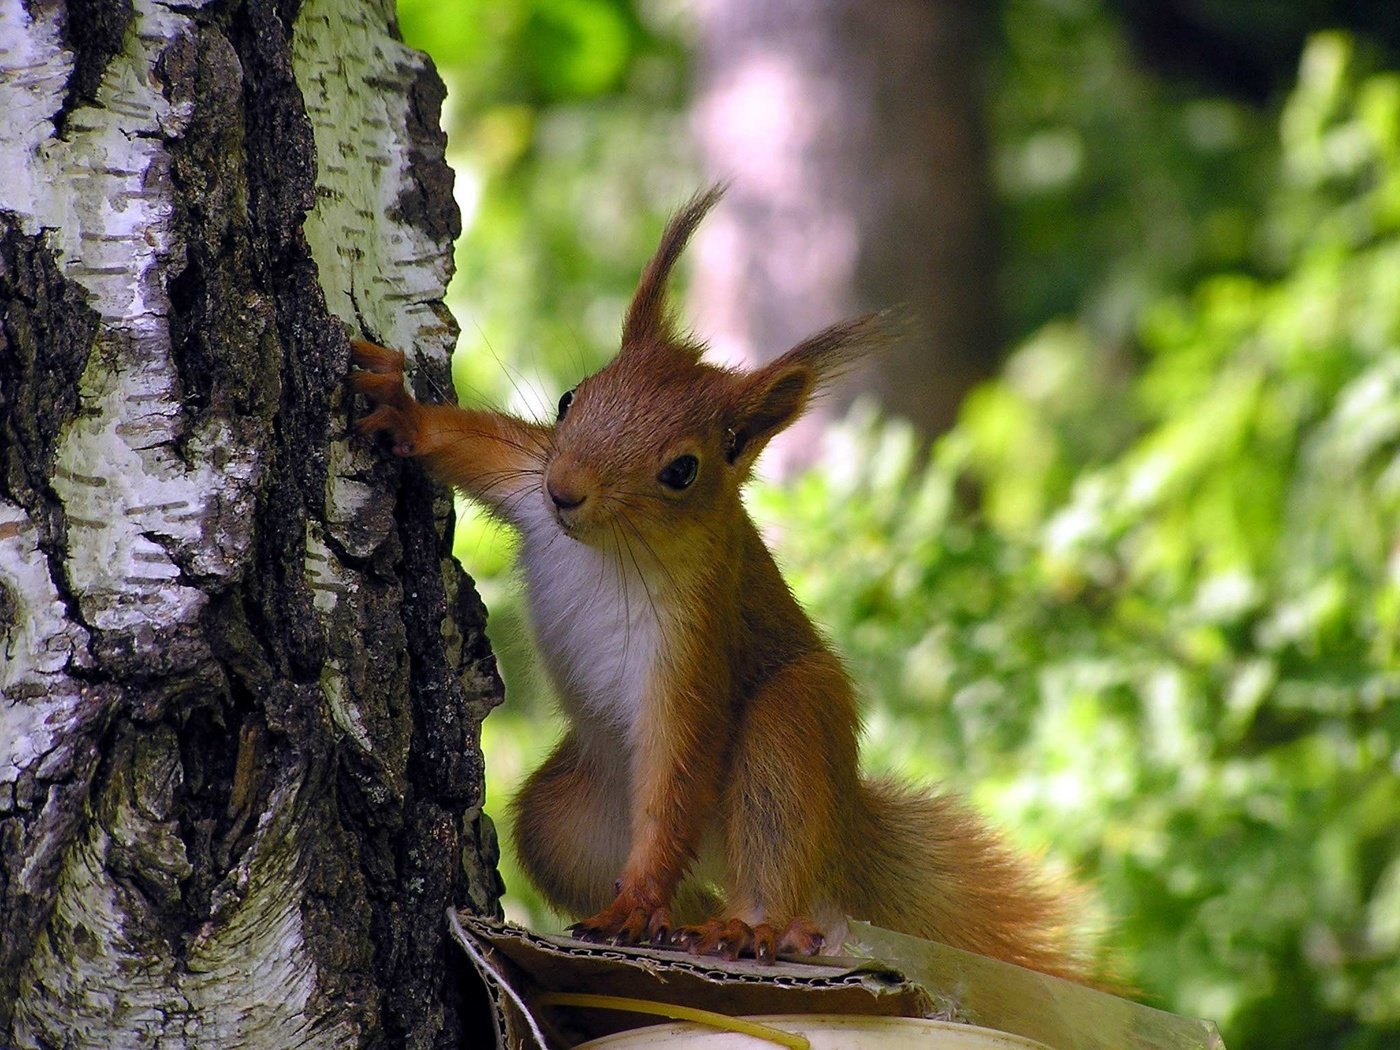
top-left (727, 312), bottom-right (887, 468)
top-left (726, 363), bottom-right (813, 467)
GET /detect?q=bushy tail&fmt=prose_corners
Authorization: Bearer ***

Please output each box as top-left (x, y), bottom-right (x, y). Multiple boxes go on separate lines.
top-left (844, 777), bottom-right (1094, 983)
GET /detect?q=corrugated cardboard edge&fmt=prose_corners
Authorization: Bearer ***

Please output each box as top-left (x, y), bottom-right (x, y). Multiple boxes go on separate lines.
top-left (845, 922), bottom-right (1227, 1050)
top-left (449, 911), bottom-right (942, 1049)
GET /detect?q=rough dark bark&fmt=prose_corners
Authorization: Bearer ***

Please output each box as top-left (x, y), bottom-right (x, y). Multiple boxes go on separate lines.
top-left (692, 0), bottom-right (999, 452)
top-left (0, 0), bottom-right (503, 1046)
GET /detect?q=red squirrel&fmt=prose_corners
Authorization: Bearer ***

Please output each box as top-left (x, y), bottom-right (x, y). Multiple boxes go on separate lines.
top-left (350, 187), bottom-right (1090, 979)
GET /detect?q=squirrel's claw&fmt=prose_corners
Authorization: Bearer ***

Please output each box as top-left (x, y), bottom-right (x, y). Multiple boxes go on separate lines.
top-left (570, 898), bottom-right (672, 950)
top-left (349, 337), bottom-right (405, 373)
top-left (777, 917), bottom-right (825, 955)
top-left (354, 405), bottom-right (415, 456)
top-left (565, 919), bottom-right (604, 943)
top-left (672, 917), bottom-right (753, 961)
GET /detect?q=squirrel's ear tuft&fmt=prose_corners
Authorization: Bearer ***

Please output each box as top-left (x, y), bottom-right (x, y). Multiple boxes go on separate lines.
top-left (727, 312), bottom-right (889, 467)
top-left (622, 184), bottom-right (727, 352)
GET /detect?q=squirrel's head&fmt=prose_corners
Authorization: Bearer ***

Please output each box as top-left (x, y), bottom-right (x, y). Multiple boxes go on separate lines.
top-left (540, 186), bottom-right (884, 558)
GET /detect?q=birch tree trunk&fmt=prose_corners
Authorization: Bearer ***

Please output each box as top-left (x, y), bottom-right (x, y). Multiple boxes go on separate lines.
top-left (0, 0), bottom-right (504, 1046)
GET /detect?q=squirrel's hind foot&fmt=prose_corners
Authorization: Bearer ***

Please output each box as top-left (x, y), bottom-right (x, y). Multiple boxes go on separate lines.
top-left (568, 898), bottom-right (672, 948)
top-left (671, 916), bottom-right (824, 963)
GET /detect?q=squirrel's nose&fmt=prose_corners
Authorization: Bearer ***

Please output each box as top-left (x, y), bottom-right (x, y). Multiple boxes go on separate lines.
top-left (548, 480), bottom-right (586, 510)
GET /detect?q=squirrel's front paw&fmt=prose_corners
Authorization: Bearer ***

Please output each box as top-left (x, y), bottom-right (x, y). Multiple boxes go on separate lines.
top-left (569, 893), bottom-right (672, 948)
top-left (349, 338), bottom-right (416, 455)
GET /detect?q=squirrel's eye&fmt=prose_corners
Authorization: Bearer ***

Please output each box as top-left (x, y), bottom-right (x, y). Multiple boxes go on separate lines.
top-left (658, 454), bottom-right (699, 491)
top-left (556, 388), bottom-right (575, 421)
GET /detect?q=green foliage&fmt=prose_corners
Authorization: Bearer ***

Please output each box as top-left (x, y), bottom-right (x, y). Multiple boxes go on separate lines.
top-left (994, 0), bottom-right (1275, 341)
top-left (760, 35), bottom-right (1400, 1048)
top-left (398, 0), bottom-right (645, 103)
top-left (398, 6), bottom-right (1399, 1047)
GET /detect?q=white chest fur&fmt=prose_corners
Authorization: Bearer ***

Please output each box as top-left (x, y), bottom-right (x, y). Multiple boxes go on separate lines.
top-left (519, 527), bottom-right (664, 736)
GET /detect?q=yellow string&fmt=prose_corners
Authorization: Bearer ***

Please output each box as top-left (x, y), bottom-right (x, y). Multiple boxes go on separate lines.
top-left (536, 992), bottom-right (812, 1050)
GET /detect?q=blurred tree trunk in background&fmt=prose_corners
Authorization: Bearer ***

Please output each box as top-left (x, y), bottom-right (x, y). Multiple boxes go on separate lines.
top-left (0, 0), bottom-right (502, 1046)
top-left (691, 0), bottom-right (998, 454)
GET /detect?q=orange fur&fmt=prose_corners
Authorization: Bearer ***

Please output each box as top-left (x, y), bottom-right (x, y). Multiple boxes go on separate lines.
top-left (349, 188), bottom-right (1096, 981)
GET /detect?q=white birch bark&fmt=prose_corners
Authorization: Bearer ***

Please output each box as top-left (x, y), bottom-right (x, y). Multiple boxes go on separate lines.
top-left (0, 0), bottom-right (501, 1046)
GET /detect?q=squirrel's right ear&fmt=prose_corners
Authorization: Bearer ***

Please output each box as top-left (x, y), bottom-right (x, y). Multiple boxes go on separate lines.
top-left (727, 312), bottom-right (887, 468)
top-left (622, 184), bottom-right (727, 351)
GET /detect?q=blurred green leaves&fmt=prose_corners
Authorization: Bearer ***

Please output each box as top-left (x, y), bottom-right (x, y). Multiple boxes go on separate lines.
top-left (398, 0), bottom-right (642, 102)
top-left (759, 33), bottom-right (1400, 1048)
top-left (994, 0), bottom-right (1274, 343)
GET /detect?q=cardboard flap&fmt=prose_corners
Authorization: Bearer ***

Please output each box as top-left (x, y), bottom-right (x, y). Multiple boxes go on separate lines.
top-left (450, 912), bottom-right (936, 1048)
